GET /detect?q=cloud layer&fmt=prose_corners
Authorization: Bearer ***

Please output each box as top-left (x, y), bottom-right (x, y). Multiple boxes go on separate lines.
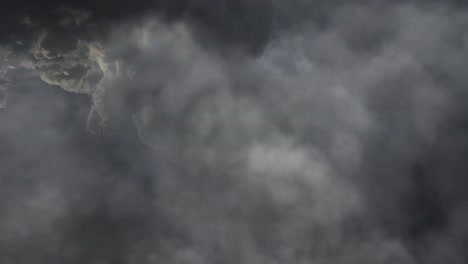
top-left (1, 1), bottom-right (468, 263)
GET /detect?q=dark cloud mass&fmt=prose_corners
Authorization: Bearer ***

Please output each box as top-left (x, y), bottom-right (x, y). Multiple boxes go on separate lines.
top-left (1, 0), bottom-right (468, 263)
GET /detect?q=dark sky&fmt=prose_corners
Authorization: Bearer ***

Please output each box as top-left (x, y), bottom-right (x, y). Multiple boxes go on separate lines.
top-left (1, 1), bottom-right (468, 263)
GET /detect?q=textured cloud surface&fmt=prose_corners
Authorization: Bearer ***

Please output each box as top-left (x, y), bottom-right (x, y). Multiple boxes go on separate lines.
top-left (1, 1), bottom-right (468, 263)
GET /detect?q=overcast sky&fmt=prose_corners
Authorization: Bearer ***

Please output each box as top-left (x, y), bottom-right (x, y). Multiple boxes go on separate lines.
top-left (1, 1), bottom-right (468, 263)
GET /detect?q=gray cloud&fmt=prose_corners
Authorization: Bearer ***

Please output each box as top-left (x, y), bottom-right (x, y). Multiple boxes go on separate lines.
top-left (1, 1), bottom-right (468, 263)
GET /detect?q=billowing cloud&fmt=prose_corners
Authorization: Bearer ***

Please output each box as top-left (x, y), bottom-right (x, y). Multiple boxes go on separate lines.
top-left (1, 1), bottom-right (468, 263)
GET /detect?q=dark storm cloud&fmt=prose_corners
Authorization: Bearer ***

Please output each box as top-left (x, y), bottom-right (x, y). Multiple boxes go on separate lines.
top-left (0, 0), bottom-right (276, 55)
top-left (2, 0), bottom-right (468, 263)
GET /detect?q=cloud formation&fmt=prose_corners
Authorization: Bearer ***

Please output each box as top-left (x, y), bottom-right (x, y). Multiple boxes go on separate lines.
top-left (1, 1), bottom-right (468, 263)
